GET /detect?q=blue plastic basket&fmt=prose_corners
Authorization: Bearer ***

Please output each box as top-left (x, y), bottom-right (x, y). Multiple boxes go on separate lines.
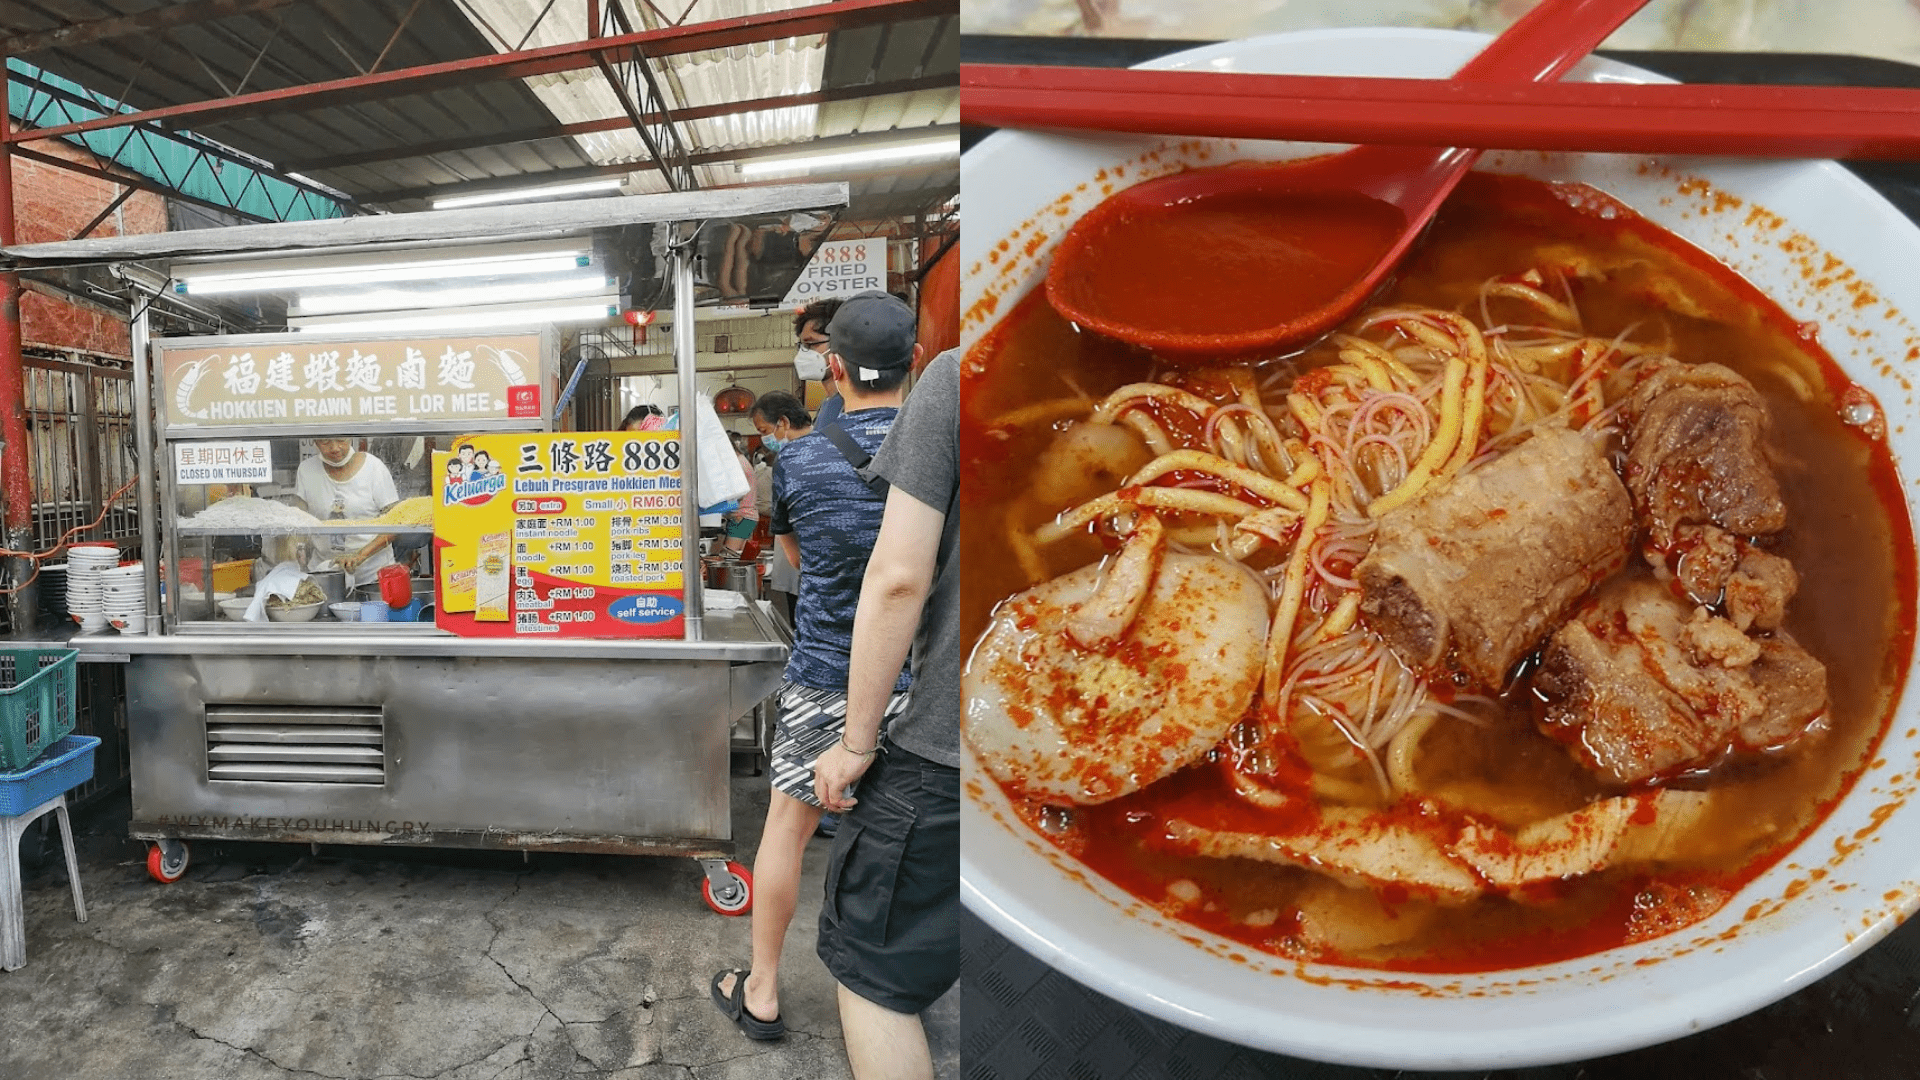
top-left (0, 648), bottom-right (77, 771)
top-left (0, 734), bottom-right (97, 816)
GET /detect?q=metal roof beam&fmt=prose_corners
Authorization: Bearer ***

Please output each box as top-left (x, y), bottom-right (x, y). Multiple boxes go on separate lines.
top-left (280, 74), bottom-right (952, 173)
top-left (1, 0), bottom-right (306, 56)
top-left (7, 66), bottom-right (356, 218)
top-left (372, 123), bottom-right (958, 205)
top-left (10, 144), bottom-right (274, 225)
top-left (10, 0), bottom-right (957, 145)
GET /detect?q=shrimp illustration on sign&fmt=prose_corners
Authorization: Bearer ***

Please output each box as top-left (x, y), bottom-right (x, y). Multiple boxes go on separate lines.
top-left (172, 356), bottom-right (217, 420)
top-left (478, 345), bottom-right (530, 387)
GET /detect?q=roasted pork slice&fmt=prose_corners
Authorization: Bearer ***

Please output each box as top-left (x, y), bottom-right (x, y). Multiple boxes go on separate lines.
top-left (1356, 426), bottom-right (1633, 688)
top-left (1533, 576), bottom-right (1828, 785)
top-left (1665, 524), bottom-right (1798, 631)
top-left (1624, 360), bottom-right (1786, 545)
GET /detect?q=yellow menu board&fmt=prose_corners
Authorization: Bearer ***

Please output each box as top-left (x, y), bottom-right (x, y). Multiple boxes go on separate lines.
top-left (433, 432), bottom-right (685, 638)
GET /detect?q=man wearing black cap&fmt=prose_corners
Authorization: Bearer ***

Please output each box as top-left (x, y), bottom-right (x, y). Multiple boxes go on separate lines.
top-left (711, 290), bottom-right (920, 1044)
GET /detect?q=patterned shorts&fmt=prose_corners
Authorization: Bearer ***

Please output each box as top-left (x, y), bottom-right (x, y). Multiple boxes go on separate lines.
top-left (770, 681), bottom-right (911, 808)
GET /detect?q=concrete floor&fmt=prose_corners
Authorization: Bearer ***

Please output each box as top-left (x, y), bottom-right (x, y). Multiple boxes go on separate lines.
top-left (0, 771), bottom-right (959, 1079)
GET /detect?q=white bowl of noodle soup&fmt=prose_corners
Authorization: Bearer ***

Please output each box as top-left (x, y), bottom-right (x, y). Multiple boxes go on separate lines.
top-left (960, 28), bottom-right (1920, 1069)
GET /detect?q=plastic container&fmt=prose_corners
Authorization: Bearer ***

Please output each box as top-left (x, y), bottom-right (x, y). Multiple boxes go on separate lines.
top-left (0, 734), bottom-right (98, 815)
top-left (361, 600), bottom-right (390, 622)
top-left (0, 648), bottom-right (78, 771)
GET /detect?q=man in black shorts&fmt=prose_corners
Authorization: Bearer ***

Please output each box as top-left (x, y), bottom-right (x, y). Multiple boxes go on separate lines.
top-left (814, 343), bottom-right (960, 1080)
top-left (708, 292), bottom-right (915, 1043)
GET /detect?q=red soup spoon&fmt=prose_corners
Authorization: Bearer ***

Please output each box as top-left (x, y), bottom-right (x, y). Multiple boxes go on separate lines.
top-left (1034, 0), bottom-right (1652, 361)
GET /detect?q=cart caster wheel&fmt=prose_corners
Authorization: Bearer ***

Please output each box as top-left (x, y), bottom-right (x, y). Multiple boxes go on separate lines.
top-left (146, 840), bottom-right (189, 883)
top-left (701, 860), bottom-right (752, 916)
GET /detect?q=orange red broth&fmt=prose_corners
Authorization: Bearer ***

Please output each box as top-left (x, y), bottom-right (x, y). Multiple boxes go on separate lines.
top-left (960, 171), bottom-right (1917, 972)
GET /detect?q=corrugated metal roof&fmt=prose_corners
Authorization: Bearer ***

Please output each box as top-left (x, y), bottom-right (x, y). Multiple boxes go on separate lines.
top-left (0, 0), bottom-right (955, 223)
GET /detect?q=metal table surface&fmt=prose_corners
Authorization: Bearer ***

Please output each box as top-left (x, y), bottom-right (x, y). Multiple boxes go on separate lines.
top-left (67, 594), bottom-right (787, 662)
top-left (959, 39), bottom-right (1920, 1080)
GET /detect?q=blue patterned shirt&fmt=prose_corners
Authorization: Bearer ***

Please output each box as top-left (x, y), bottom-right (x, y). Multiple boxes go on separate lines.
top-left (770, 407), bottom-right (912, 693)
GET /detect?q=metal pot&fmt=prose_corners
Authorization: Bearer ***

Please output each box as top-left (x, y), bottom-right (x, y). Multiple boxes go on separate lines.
top-left (306, 570), bottom-right (349, 605)
top-left (705, 559), bottom-right (757, 595)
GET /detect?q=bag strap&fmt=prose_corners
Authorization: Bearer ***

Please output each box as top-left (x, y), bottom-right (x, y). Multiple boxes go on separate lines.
top-left (822, 423), bottom-right (890, 499)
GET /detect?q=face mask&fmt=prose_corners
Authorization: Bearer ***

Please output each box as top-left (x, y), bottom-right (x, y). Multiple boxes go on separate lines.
top-left (793, 347), bottom-right (829, 382)
top-left (761, 431), bottom-right (787, 451)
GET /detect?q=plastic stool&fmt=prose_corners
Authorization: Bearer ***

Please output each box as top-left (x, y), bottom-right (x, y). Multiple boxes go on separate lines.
top-left (0, 793), bottom-right (86, 971)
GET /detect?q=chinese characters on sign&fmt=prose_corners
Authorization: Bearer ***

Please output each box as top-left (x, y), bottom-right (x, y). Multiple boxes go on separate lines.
top-left (433, 432), bottom-right (686, 639)
top-left (174, 440), bottom-right (273, 485)
top-left (157, 334), bottom-right (544, 429)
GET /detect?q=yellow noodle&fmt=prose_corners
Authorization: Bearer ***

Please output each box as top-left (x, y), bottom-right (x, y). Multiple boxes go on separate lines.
top-left (1287, 392), bottom-right (1324, 432)
top-left (1261, 477), bottom-right (1331, 720)
top-left (1035, 487), bottom-right (1262, 544)
top-left (1486, 280), bottom-right (1578, 325)
top-left (1224, 367), bottom-right (1262, 410)
top-left (1316, 593), bottom-right (1361, 643)
top-left (1338, 351), bottom-right (1396, 391)
top-left (1443, 321), bottom-right (1491, 479)
top-left (1093, 382), bottom-right (1217, 423)
top-left (1367, 356), bottom-right (1466, 517)
top-left (1213, 415), bottom-right (1250, 468)
top-left (1128, 449), bottom-right (1309, 510)
top-left (1119, 411), bottom-right (1174, 457)
top-left (1007, 510), bottom-right (1049, 585)
top-left (989, 397), bottom-right (1094, 428)
top-left (1386, 710), bottom-right (1438, 793)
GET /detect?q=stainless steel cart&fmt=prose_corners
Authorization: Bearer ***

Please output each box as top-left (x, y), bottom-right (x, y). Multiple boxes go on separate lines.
top-left (22, 183), bottom-right (844, 912)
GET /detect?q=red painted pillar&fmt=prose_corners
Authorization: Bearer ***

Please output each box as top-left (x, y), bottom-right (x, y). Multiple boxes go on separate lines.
top-left (0, 70), bottom-right (37, 634)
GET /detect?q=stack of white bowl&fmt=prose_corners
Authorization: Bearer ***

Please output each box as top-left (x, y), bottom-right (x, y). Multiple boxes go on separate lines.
top-left (64, 543), bottom-right (121, 632)
top-left (102, 564), bottom-right (146, 633)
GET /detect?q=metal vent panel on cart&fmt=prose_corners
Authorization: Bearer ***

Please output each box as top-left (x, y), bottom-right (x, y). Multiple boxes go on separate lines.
top-left (205, 705), bottom-right (385, 784)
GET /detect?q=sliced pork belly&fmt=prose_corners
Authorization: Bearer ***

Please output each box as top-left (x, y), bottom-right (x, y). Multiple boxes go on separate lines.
top-left (1533, 576), bottom-right (1828, 785)
top-left (1356, 426), bottom-right (1633, 688)
top-left (1664, 524), bottom-right (1798, 632)
top-left (1164, 806), bottom-right (1484, 903)
top-left (1453, 789), bottom-right (1710, 891)
top-left (1624, 360), bottom-right (1786, 545)
top-left (1165, 789), bottom-right (1711, 904)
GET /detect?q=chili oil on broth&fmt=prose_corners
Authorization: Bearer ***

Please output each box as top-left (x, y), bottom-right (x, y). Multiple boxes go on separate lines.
top-left (960, 170), bottom-right (1916, 973)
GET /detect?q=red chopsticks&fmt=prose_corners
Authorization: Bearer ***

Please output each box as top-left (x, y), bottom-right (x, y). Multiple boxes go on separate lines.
top-left (962, 63), bottom-right (1920, 160)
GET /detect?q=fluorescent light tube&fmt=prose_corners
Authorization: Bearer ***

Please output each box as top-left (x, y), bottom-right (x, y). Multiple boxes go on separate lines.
top-left (293, 300), bottom-right (617, 335)
top-left (293, 274), bottom-right (614, 316)
top-left (740, 139), bottom-right (957, 177)
top-left (432, 178), bottom-right (624, 210)
top-left (177, 242), bottom-right (591, 295)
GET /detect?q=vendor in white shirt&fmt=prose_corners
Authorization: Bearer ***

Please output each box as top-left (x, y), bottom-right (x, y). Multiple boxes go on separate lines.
top-left (294, 436), bottom-right (399, 586)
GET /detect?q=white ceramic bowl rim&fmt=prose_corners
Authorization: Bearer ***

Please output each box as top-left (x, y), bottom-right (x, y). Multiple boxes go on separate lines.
top-left (961, 27), bottom-right (1920, 1071)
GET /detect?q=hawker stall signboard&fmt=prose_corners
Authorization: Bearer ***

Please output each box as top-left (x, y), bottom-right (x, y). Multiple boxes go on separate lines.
top-left (155, 333), bottom-right (545, 430)
top-left (780, 238), bottom-right (886, 304)
top-left (433, 431), bottom-right (685, 638)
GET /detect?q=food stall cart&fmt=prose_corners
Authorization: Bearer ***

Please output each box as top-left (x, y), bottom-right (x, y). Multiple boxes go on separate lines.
top-left (3, 184), bottom-right (845, 912)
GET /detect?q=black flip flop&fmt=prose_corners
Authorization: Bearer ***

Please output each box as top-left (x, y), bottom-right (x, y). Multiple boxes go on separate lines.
top-left (710, 968), bottom-right (786, 1041)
